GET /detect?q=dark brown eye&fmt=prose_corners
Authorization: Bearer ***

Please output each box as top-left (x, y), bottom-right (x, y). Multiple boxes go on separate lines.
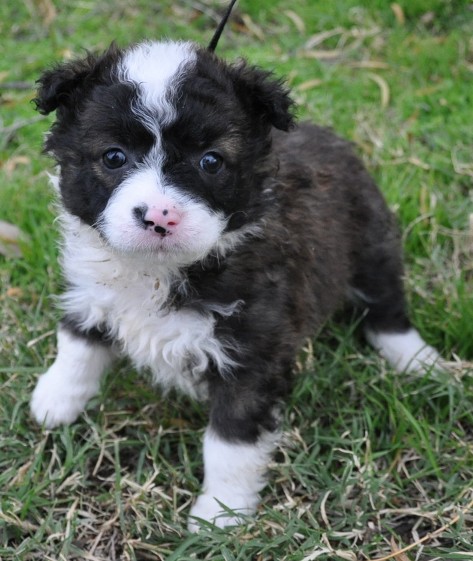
top-left (199, 152), bottom-right (223, 174)
top-left (103, 149), bottom-right (127, 169)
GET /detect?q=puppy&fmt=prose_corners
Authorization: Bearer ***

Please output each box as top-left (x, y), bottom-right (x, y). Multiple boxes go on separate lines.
top-left (30, 39), bottom-right (441, 531)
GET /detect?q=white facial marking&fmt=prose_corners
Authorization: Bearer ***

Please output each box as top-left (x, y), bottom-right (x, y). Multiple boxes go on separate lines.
top-left (99, 167), bottom-right (227, 263)
top-left (188, 428), bottom-right (279, 531)
top-left (30, 328), bottom-right (114, 428)
top-left (366, 327), bottom-right (441, 373)
top-left (119, 40), bottom-right (196, 131)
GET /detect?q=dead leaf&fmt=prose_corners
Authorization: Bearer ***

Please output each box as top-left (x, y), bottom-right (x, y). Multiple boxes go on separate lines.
top-left (420, 11), bottom-right (435, 25)
top-left (3, 156), bottom-right (31, 175)
top-left (348, 60), bottom-right (390, 69)
top-left (296, 78), bottom-right (323, 92)
top-left (303, 49), bottom-right (343, 60)
top-left (391, 3), bottom-right (405, 25)
top-left (30, 0), bottom-right (57, 27)
top-left (6, 287), bottom-right (24, 298)
top-left (240, 14), bottom-right (265, 41)
top-left (367, 72), bottom-right (390, 108)
top-left (0, 220), bottom-right (30, 258)
top-left (415, 84), bottom-right (443, 96)
top-left (168, 418), bottom-right (191, 429)
top-left (389, 537), bottom-right (412, 561)
top-left (305, 27), bottom-right (344, 49)
top-left (408, 156), bottom-right (430, 170)
top-left (284, 10), bottom-right (305, 34)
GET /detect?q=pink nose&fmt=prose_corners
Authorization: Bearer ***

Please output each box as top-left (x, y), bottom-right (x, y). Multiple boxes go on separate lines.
top-left (139, 206), bottom-right (182, 236)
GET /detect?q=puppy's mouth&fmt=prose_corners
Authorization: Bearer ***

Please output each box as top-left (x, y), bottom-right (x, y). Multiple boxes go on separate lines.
top-left (107, 225), bottom-right (185, 254)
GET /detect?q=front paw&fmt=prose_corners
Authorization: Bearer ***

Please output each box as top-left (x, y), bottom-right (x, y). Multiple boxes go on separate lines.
top-left (30, 369), bottom-right (92, 428)
top-left (188, 493), bottom-right (258, 532)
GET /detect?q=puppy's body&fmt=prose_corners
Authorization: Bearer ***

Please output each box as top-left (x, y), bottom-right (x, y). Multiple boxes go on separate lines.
top-left (31, 40), bottom-right (440, 529)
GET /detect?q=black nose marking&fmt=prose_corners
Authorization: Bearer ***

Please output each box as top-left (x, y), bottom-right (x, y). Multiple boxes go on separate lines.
top-left (133, 205), bottom-right (147, 227)
top-left (132, 205), bottom-right (169, 237)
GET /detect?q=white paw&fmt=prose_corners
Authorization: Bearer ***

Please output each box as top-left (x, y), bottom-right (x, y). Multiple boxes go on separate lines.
top-left (187, 493), bottom-right (258, 532)
top-left (30, 328), bottom-right (112, 428)
top-left (30, 369), bottom-right (95, 428)
top-left (405, 343), bottom-right (442, 373)
top-left (366, 328), bottom-right (444, 374)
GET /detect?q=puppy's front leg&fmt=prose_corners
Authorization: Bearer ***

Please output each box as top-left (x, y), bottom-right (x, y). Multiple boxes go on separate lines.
top-left (188, 380), bottom-right (281, 531)
top-left (31, 326), bottom-right (113, 428)
top-left (188, 427), bottom-right (278, 531)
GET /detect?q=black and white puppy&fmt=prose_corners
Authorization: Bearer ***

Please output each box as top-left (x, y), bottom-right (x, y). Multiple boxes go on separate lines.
top-left (31, 40), bottom-right (441, 530)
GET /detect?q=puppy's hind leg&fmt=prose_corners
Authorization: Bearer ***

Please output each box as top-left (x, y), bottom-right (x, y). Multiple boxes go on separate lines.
top-left (351, 221), bottom-right (441, 373)
top-left (366, 328), bottom-right (441, 373)
top-left (31, 324), bottom-right (114, 428)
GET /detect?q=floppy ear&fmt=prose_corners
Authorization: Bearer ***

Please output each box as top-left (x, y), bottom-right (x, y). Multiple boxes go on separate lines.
top-left (34, 53), bottom-right (98, 115)
top-left (229, 61), bottom-right (295, 131)
top-left (33, 44), bottom-right (121, 116)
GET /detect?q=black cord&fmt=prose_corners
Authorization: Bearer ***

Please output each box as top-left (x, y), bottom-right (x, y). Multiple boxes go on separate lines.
top-left (207, 0), bottom-right (238, 52)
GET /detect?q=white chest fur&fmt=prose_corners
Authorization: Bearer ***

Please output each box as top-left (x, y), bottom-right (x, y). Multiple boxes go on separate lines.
top-left (58, 214), bottom-right (234, 399)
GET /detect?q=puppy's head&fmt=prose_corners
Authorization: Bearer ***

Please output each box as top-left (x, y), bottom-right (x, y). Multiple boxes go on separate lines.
top-left (35, 41), bottom-right (294, 263)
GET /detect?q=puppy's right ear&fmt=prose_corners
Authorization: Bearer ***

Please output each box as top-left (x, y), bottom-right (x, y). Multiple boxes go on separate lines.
top-left (33, 44), bottom-right (120, 116)
top-left (33, 54), bottom-right (97, 115)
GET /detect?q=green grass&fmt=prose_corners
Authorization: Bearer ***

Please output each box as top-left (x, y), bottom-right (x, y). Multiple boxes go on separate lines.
top-left (1, 1), bottom-right (472, 560)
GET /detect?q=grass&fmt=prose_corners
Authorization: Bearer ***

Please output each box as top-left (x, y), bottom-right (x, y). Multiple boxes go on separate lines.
top-left (1, 0), bottom-right (472, 559)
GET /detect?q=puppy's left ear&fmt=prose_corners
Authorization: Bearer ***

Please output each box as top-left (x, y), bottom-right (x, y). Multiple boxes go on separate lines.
top-left (229, 62), bottom-right (295, 131)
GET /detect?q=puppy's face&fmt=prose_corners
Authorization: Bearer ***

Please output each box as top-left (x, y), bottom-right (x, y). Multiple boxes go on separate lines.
top-left (35, 41), bottom-right (293, 264)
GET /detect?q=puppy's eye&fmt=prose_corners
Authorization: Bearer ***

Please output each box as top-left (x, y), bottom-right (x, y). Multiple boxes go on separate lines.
top-left (199, 152), bottom-right (223, 174)
top-left (103, 149), bottom-right (127, 169)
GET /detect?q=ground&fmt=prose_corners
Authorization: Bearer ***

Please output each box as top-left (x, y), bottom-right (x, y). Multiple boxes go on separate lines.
top-left (0, 1), bottom-right (472, 560)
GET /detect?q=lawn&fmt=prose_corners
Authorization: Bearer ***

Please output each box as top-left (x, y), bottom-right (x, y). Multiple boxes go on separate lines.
top-left (0, 1), bottom-right (472, 560)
